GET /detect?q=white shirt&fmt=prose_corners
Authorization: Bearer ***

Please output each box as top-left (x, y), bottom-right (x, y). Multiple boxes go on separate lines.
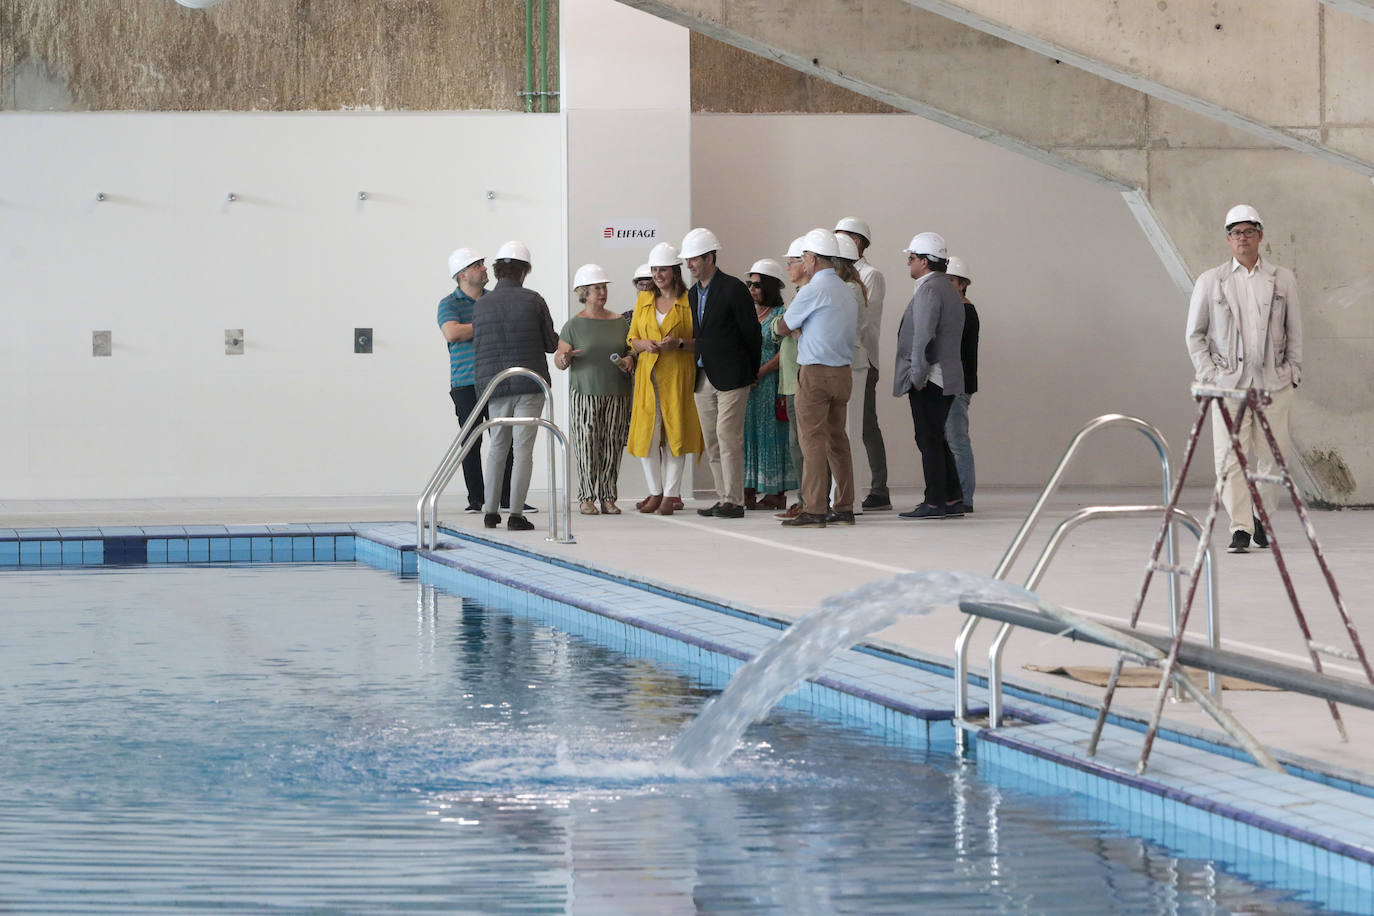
top-left (1229, 257), bottom-right (1268, 387)
top-left (855, 258), bottom-right (885, 370)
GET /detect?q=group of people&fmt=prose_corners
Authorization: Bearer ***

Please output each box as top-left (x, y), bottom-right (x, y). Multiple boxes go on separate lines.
top-left (437, 221), bottom-right (982, 531)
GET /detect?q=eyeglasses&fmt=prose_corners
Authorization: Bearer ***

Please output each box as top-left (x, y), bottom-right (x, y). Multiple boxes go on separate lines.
top-left (746, 281), bottom-right (764, 289)
top-left (1227, 227), bottom-right (1260, 239)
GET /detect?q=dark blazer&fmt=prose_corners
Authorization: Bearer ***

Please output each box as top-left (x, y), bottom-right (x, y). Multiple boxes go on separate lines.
top-left (689, 269), bottom-right (762, 391)
top-left (961, 300), bottom-right (980, 395)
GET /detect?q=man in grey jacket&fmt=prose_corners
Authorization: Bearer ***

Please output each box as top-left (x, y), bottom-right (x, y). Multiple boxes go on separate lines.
top-left (1185, 204), bottom-right (1303, 553)
top-left (893, 232), bottom-right (965, 520)
top-left (473, 240), bottom-right (559, 532)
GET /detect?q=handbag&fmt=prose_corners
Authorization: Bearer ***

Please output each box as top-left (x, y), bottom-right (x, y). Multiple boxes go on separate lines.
top-left (774, 395), bottom-right (788, 422)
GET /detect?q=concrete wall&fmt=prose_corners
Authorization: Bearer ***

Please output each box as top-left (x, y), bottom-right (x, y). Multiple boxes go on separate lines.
top-left (691, 113), bottom-right (1191, 489)
top-left (0, 111), bottom-right (564, 499)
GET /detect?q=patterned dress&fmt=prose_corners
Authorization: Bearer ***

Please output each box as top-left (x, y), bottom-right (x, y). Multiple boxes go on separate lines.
top-left (743, 305), bottom-right (797, 494)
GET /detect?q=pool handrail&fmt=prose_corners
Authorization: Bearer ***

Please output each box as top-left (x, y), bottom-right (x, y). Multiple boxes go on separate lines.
top-left (954, 414), bottom-right (1179, 730)
top-left (984, 504), bottom-right (1217, 727)
top-left (417, 367), bottom-right (572, 547)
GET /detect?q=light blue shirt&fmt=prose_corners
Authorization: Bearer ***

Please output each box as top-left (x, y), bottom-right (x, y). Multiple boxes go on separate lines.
top-left (782, 268), bottom-right (857, 367)
top-left (694, 278), bottom-right (710, 367)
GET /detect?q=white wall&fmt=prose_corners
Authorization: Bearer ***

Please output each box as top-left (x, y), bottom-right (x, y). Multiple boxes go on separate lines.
top-left (0, 112), bottom-right (563, 499)
top-left (691, 113), bottom-right (1195, 488)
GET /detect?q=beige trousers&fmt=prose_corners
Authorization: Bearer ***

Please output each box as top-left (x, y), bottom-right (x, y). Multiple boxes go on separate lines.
top-left (1210, 384), bottom-right (1293, 534)
top-left (694, 375), bottom-right (750, 505)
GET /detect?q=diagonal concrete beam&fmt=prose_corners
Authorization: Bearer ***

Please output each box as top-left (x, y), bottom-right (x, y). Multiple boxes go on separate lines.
top-left (900, 0), bottom-right (1374, 176)
top-left (1320, 0), bottom-right (1374, 26)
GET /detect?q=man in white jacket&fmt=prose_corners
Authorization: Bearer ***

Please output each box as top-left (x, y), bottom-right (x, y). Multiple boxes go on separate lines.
top-left (1185, 204), bottom-right (1303, 553)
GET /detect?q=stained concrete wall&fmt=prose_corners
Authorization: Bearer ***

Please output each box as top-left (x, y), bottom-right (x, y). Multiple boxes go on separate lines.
top-left (2, 0), bottom-right (559, 112)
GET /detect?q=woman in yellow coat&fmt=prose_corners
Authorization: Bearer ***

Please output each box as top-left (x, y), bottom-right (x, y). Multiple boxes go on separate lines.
top-left (626, 242), bottom-right (704, 515)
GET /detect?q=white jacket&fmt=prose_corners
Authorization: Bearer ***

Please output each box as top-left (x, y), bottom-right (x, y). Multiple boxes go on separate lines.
top-left (1185, 257), bottom-right (1302, 390)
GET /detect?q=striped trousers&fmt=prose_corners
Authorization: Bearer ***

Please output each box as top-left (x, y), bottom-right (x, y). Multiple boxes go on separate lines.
top-left (570, 390), bottom-right (632, 502)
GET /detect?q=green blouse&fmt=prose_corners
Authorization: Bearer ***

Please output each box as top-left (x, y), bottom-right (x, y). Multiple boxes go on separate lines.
top-left (559, 315), bottom-right (633, 396)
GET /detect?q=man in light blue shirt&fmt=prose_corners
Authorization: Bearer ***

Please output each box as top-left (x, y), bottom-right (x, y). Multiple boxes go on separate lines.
top-left (775, 229), bottom-right (859, 527)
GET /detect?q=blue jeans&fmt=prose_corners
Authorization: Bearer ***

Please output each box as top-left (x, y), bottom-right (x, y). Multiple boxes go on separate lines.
top-left (945, 393), bottom-right (974, 506)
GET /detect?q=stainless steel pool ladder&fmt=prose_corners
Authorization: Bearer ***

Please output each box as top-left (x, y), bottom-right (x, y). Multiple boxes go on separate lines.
top-left (417, 368), bottom-right (574, 548)
top-left (953, 414), bottom-right (1219, 739)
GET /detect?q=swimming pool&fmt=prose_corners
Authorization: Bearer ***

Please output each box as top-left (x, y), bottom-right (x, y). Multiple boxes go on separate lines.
top-left (0, 563), bottom-right (1353, 912)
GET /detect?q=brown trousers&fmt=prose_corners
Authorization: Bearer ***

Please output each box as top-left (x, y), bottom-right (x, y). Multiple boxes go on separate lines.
top-left (795, 364), bottom-right (854, 514)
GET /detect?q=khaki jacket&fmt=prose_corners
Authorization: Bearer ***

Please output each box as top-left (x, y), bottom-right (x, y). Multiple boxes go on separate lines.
top-left (1185, 258), bottom-right (1302, 390)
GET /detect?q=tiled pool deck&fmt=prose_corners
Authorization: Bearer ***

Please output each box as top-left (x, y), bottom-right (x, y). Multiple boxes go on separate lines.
top-left (5, 487), bottom-right (1374, 909)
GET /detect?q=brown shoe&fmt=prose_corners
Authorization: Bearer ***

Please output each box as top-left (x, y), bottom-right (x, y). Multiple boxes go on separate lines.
top-left (774, 502), bottom-right (802, 520)
top-left (668, 496), bottom-right (684, 511)
top-left (657, 499), bottom-right (675, 516)
top-left (636, 494), bottom-right (662, 513)
top-left (600, 499), bottom-right (621, 515)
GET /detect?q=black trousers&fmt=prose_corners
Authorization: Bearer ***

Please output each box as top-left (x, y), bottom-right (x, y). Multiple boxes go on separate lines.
top-left (908, 383), bottom-right (963, 508)
top-left (450, 386), bottom-right (512, 508)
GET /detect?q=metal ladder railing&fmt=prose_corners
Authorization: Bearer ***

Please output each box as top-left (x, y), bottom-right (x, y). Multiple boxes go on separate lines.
top-left (416, 367), bottom-right (574, 548)
top-left (954, 414), bottom-right (1201, 740)
top-left (984, 504), bottom-right (1217, 727)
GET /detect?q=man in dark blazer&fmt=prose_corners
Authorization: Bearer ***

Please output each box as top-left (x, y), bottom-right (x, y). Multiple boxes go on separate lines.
top-left (893, 231), bottom-right (965, 520)
top-left (681, 227), bottom-right (763, 519)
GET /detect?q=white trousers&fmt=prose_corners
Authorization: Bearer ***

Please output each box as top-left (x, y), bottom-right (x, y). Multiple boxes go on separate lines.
top-left (1210, 384), bottom-right (1293, 534)
top-left (640, 396), bottom-right (686, 498)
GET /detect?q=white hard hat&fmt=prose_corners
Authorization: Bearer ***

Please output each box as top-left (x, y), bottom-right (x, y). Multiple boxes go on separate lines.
top-left (448, 247), bottom-right (482, 278)
top-left (1224, 204), bottom-right (1263, 230)
top-left (633, 263), bottom-right (653, 280)
top-left (784, 236), bottom-right (807, 259)
top-left (647, 242), bottom-right (682, 267)
top-left (495, 240), bottom-right (532, 263)
top-left (903, 231), bottom-right (947, 260)
top-left (748, 258), bottom-right (787, 283)
top-left (679, 227), bottom-right (721, 260)
top-left (802, 227), bottom-right (841, 258)
top-left (834, 232), bottom-right (859, 261)
top-left (573, 263), bottom-right (612, 288)
top-left (945, 256), bottom-right (970, 282)
top-left (834, 217), bottom-right (871, 242)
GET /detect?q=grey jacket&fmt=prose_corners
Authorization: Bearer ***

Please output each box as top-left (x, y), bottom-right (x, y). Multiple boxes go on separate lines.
top-left (473, 278), bottom-right (558, 398)
top-left (1185, 257), bottom-right (1302, 390)
top-left (893, 272), bottom-right (965, 397)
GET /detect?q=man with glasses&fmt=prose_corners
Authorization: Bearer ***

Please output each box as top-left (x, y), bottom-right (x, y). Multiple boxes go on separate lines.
top-left (1186, 204), bottom-right (1303, 553)
top-left (894, 232), bottom-right (965, 520)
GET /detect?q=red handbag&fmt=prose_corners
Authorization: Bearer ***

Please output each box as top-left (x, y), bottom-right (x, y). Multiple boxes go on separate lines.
top-left (774, 395), bottom-right (788, 422)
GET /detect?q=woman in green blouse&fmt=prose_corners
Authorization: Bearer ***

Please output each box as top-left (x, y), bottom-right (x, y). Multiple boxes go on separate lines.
top-left (554, 264), bottom-right (634, 515)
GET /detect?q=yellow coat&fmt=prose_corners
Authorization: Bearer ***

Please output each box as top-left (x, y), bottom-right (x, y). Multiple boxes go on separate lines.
top-left (626, 290), bottom-right (704, 458)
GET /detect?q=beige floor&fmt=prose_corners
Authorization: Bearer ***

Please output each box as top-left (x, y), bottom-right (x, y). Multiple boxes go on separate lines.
top-left (5, 485), bottom-right (1373, 779)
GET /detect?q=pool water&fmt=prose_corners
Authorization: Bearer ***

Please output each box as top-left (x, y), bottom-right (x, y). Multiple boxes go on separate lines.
top-left (0, 564), bottom-right (1341, 913)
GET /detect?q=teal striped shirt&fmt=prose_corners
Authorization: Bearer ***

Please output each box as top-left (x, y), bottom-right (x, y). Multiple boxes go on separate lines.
top-left (437, 287), bottom-right (482, 387)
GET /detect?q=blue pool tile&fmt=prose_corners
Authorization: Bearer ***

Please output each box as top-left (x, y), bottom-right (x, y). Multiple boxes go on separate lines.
top-left (102, 536), bottom-right (147, 565)
top-left (271, 537), bottom-right (294, 562)
top-left (292, 537), bottom-right (314, 562)
top-left (268, 523), bottom-right (313, 535)
top-left (230, 538), bottom-right (252, 562)
top-left (146, 539), bottom-right (168, 563)
top-left (314, 537), bottom-right (336, 561)
top-left (185, 525), bottom-right (229, 536)
top-left (61, 541), bottom-right (84, 564)
top-left (57, 527), bottom-right (102, 538)
top-left (226, 525), bottom-right (271, 536)
top-left (83, 540), bottom-right (104, 564)
top-left (187, 539), bottom-right (210, 563)
top-left (251, 537), bottom-right (272, 562)
top-left (0, 541), bottom-right (19, 565)
top-left (336, 538), bottom-right (356, 561)
top-left (210, 538), bottom-right (231, 562)
top-left (40, 541), bottom-right (64, 565)
top-left (166, 540), bottom-right (189, 563)
top-left (0, 529), bottom-right (16, 540)
top-left (19, 528), bottom-right (60, 539)
top-left (308, 523), bottom-right (355, 534)
top-left (142, 526), bottom-right (187, 537)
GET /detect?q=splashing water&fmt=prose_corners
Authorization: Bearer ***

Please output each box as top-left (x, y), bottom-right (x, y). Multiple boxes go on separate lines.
top-left (669, 570), bottom-right (1046, 773)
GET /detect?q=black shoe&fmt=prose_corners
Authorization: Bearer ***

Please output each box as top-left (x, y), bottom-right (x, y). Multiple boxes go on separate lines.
top-left (500, 503), bottom-right (538, 514)
top-left (959, 502), bottom-right (974, 514)
top-left (1252, 516), bottom-right (1269, 548)
top-left (825, 510), bottom-right (856, 525)
top-left (713, 502), bottom-right (745, 519)
top-left (697, 502), bottom-right (722, 517)
top-left (1228, 530), bottom-right (1250, 553)
top-left (899, 503), bottom-right (946, 520)
top-left (464, 504), bottom-right (482, 514)
top-left (781, 512), bottom-right (827, 528)
top-left (861, 493), bottom-right (892, 511)
top-left (483, 513), bottom-right (501, 529)
top-left (507, 514), bottom-right (535, 531)
top-left (944, 502), bottom-right (966, 518)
